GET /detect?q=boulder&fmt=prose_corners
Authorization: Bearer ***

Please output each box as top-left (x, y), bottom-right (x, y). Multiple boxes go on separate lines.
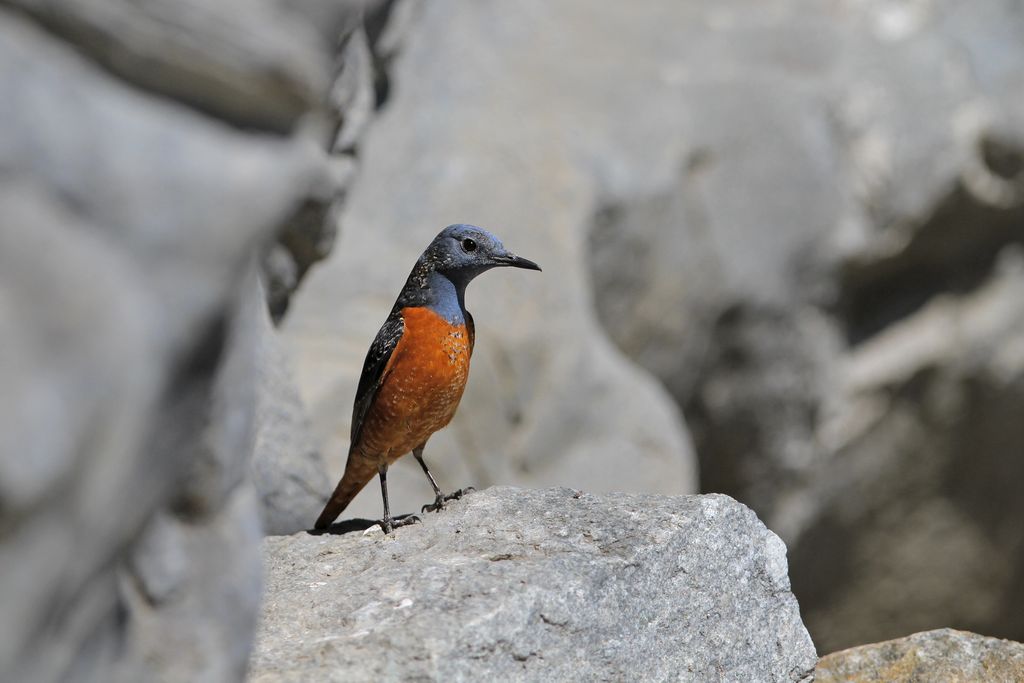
top-left (250, 487), bottom-right (816, 682)
top-left (0, 1), bottom-right (367, 680)
top-left (789, 250), bottom-right (1024, 652)
top-left (122, 484), bottom-right (264, 683)
top-left (265, 24), bottom-right (372, 322)
top-left (251, 285), bottom-right (332, 536)
top-left (574, 0), bottom-right (1024, 652)
top-left (4, 0), bottom-right (341, 131)
top-left (816, 629), bottom-right (1024, 682)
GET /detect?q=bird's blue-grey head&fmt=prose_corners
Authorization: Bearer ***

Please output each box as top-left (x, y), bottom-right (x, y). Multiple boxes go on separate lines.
top-left (424, 224), bottom-right (541, 284)
top-left (398, 224), bottom-right (541, 322)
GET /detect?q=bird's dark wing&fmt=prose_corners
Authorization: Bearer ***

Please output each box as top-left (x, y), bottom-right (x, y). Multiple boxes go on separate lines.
top-left (465, 310), bottom-right (475, 354)
top-left (350, 311), bottom-right (405, 447)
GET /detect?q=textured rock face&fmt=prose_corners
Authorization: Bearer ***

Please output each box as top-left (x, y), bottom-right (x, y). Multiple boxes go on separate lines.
top-left (816, 629), bottom-right (1024, 682)
top-left (281, 0), bottom-right (698, 525)
top-left (263, 16), bottom-right (375, 322)
top-left (573, 0), bottom-right (1024, 651)
top-left (3, 0), bottom-right (336, 132)
top-left (0, 2), bottom-right (364, 681)
top-left (251, 487), bottom-right (817, 682)
top-left (251, 288), bottom-right (332, 536)
top-left (788, 255), bottom-right (1024, 651)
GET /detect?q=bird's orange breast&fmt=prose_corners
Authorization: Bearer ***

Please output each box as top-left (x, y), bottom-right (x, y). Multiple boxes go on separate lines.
top-left (355, 307), bottom-right (472, 461)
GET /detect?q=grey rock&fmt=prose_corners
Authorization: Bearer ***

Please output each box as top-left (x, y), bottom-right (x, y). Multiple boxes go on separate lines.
top-left (251, 281), bottom-right (332, 536)
top-left (123, 485), bottom-right (264, 683)
top-left (250, 487), bottom-right (817, 682)
top-left (0, 8), bottom-right (321, 352)
top-left (262, 244), bottom-right (301, 324)
top-left (110, 266), bottom-right (268, 683)
top-left (266, 15), bottom-right (375, 321)
top-left (174, 266), bottom-right (263, 518)
top-left (273, 153), bottom-right (357, 287)
top-left (128, 512), bottom-right (191, 606)
top-left (571, 0), bottom-right (1024, 652)
top-left (266, 150), bottom-right (352, 323)
top-left (369, 0), bottom-right (418, 65)
top-left (278, 0), bottom-right (369, 43)
top-left (0, 183), bottom-right (163, 683)
top-left (280, 0), bottom-right (698, 524)
top-left (816, 629), bottom-right (1024, 682)
top-left (576, 1), bottom-right (858, 520)
top-left (0, 0), bottom-right (365, 679)
top-left (790, 249), bottom-right (1024, 652)
top-left (330, 28), bottom-right (376, 154)
top-left (5, 0), bottom-right (342, 131)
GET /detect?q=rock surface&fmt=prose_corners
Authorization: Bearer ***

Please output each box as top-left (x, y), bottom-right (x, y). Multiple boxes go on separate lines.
top-left (816, 629), bottom-right (1024, 682)
top-left (789, 252), bottom-right (1024, 651)
top-left (250, 487), bottom-right (816, 682)
top-left (0, 2), bottom-right (371, 681)
top-left (251, 287), bottom-right (332, 536)
top-left (5, 0), bottom-right (341, 131)
top-left (264, 17), bottom-right (377, 322)
top-left (572, 0), bottom-right (1024, 652)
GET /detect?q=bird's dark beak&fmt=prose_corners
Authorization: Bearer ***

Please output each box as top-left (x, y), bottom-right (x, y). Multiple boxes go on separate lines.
top-left (502, 252), bottom-right (542, 271)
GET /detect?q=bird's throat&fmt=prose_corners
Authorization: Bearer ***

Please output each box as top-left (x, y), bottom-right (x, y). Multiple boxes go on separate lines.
top-left (425, 271), bottom-right (467, 325)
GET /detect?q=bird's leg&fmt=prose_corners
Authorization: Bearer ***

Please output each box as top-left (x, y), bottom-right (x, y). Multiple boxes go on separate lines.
top-left (377, 462), bottom-right (419, 534)
top-left (414, 446), bottom-right (445, 512)
top-left (415, 446), bottom-right (475, 513)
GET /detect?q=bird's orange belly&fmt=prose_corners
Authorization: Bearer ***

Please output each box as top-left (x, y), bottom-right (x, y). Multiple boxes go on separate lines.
top-left (356, 307), bottom-right (472, 461)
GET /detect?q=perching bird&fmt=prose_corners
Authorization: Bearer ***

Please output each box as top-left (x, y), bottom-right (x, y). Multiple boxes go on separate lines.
top-left (314, 224), bottom-right (541, 533)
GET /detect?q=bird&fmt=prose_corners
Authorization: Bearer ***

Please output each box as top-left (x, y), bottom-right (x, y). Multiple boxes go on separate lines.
top-left (314, 224), bottom-right (541, 533)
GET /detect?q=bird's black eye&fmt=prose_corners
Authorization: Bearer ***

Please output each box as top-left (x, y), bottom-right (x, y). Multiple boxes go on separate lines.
top-left (461, 238), bottom-right (477, 252)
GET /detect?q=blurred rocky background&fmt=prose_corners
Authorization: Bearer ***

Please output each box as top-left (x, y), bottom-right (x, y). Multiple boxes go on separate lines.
top-left (0, 0), bottom-right (376, 679)
top-left (2, 0), bottom-right (1023, 680)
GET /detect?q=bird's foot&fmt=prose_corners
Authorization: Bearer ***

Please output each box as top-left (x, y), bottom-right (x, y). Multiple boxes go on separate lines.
top-left (421, 487), bottom-right (476, 513)
top-left (379, 513), bottom-right (420, 534)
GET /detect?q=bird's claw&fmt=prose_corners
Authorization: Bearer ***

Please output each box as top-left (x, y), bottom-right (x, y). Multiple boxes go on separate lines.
top-left (421, 487), bottom-right (476, 513)
top-left (450, 486), bottom-right (475, 500)
top-left (379, 514), bottom-right (420, 534)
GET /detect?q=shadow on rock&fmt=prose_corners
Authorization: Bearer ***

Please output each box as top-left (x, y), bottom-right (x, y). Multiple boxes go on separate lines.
top-left (307, 514), bottom-right (420, 536)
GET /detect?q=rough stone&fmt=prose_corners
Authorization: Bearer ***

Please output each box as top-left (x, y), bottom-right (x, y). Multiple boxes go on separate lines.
top-left (816, 629), bottom-right (1024, 682)
top-left (572, 0), bottom-right (1024, 652)
top-left (0, 183), bottom-right (162, 683)
top-left (0, 8), bottom-right (321, 351)
top-left (250, 487), bottom-right (817, 682)
top-left (173, 267), bottom-right (263, 518)
top-left (110, 269), bottom-right (274, 680)
top-left (4, 0), bottom-right (342, 131)
top-left (266, 18), bottom-right (376, 321)
top-left (330, 27), bottom-right (376, 154)
top-left (251, 281), bottom-right (332, 536)
top-left (0, 1), bottom-right (365, 680)
top-left (789, 249), bottom-right (1024, 652)
top-left (122, 485), bottom-right (264, 683)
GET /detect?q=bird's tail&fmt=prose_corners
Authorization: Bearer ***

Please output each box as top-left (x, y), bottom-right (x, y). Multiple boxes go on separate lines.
top-left (314, 453), bottom-right (378, 530)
